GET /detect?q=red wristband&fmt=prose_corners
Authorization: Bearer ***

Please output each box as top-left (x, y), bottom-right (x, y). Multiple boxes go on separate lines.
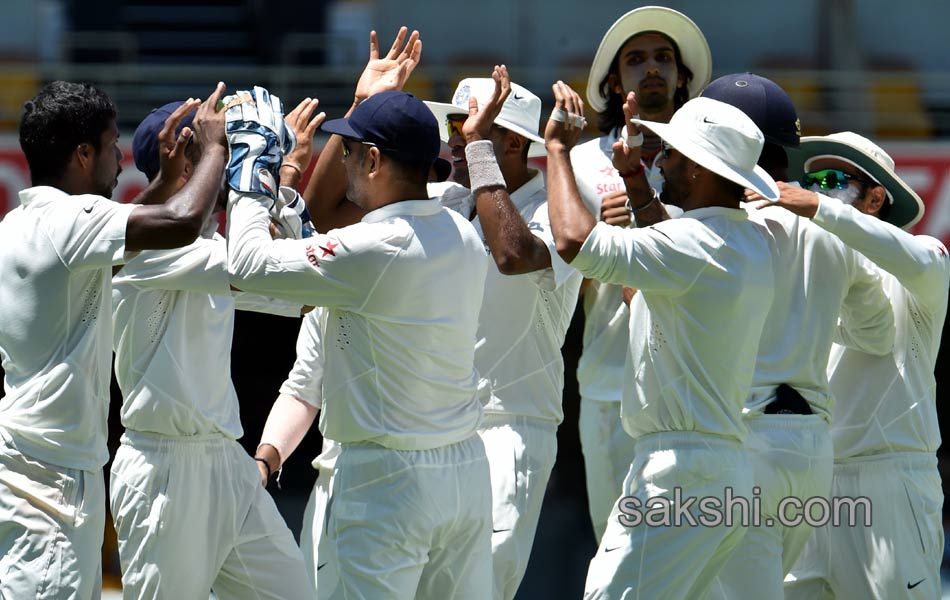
top-left (617, 164), bottom-right (645, 179)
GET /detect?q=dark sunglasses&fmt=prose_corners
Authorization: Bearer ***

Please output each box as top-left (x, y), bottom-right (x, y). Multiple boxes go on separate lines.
top-left (341, 138), bottom-right (380, 158)
top-left (802, 168), bottom-right (875, 191)
top-left (446, 116), bottom-right (466, 139)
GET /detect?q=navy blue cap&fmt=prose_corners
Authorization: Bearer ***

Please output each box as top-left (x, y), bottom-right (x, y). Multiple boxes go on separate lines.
top-left (321, 91), bottom-right (440, 164)
top-left (132, 101), bottom-right (197, 181)
top-left (701, 73), bottom-right (801, 148)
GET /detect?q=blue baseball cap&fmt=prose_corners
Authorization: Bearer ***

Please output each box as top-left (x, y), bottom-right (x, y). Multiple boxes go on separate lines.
top-left (701, 73), bottom-right (801, 148)
top-left (321, 90), bottom-right (441, 165)
top-left (132, 101), bottom-right (197, 181)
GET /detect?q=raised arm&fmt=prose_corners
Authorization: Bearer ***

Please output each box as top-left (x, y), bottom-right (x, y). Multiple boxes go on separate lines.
top-left (303, 27), bottom-right (421, 230)
top-left (612, 91), bottom-right (669, 228)
top-left (544, 81), bottom-right (597, 263)
top-left (124, 83), bottom-right (229, 251)
top-left (463, 65), bottom-right (551, 275)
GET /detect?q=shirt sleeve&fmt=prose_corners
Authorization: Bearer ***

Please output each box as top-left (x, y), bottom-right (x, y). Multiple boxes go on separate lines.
top-left (232, 292), bottom-right (304, 318)
top-left (227, 193), bottom-right (402, 308)
top-left (113, 236), bottom-right (229, 294)
top-left (835, 251), bottom-right (896, 355)
top-left (526, 201), bottom-right (577, 291)
top-left (569, 220), bottom-right (705, 294)
top-left (813, 194), bottom-right (950, 313)
top-left (44, 196), bottom-right (138, 271)
top-left (278, 308), bottom-right (325, 409)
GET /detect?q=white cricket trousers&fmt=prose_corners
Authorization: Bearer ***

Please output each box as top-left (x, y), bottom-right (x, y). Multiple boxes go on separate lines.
top-left (708, 414), bottom-right (833, 600)
top-left (784, 452), bottom-right (943, 600)
top-left (300, 440), bottom-right (339, 598)
top-left (0, 429), bottom-right (104, 600)
top-left (109, 431), bottom-right (312, 599)
top-left (583, 432), bottom-right (753, 600)
top-left (319, 433), bottom-right (493, 600)
top-left (478, 413), bottom-right (559, 600)
top-left (578, 397), bottom-right (637, 543)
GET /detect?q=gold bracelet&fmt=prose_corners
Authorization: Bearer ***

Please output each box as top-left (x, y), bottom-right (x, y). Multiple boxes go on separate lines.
top-left (281, 163), bottom-right (302, 176)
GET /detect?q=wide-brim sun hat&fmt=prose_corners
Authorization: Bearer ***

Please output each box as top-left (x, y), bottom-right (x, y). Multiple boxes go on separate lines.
top-left (631, 96), bottom-right (779, 201)
top-left (790, 131), bottom-right (924, 229)
top-left (586, 6), bottom-right (712, 113)
top-left (425, 78), bottom-right (547, 158)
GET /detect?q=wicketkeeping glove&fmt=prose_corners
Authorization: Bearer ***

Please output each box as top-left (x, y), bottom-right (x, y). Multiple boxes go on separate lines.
top-left (223, 86), bottom-right (297, 205)
top-left (270, 186), bottom-right (316, 240)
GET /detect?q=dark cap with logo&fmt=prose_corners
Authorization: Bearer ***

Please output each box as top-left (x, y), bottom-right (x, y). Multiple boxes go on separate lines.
top-left (320, 90), bottom-right (441, 165)
top-left (132, 101), bottom-right (197, 181)
top-left (701, 73), bottom-right (801, 148)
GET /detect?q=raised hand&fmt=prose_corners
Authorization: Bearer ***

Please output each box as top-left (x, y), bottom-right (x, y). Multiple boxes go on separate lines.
top-left (191, 82), bottom-right (228, 153)
top-left (600, 189), bottom-right (632, 226)
top-left (611, 91), bottom-right (644, 176)
top-left (283, 97), bottom-right (326, 175)
top-left (462, 65), bottom-right (511, 142)
top-left (544, 80), bottom-right (586, 152)
top-left (749, 181), bottom-right (819, 218)
top-left (156, 98), bottom-right (201, 184)
top-left (354, 27), bottom-right (422, 103)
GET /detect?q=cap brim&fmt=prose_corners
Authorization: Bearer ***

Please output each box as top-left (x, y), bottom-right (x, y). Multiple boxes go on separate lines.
top-left (587, 6), bottom-right (712, 113)
top-left (424, 101), bottom-right (547, 158)
top-left (789, 137), bottom-right (924, 229)
top-left (320, 117), bottom-right (361, 140)
top-left (633, 117), bottom-right (780, 201)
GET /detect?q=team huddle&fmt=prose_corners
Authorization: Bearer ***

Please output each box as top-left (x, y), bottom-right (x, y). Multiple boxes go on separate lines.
top-left (0, 6), bottom-right (946, 600)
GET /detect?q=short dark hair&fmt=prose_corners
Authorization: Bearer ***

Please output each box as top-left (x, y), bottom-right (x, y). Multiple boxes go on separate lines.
top-left (386, 154), bottom-right (430, 187)
top-left (596, 32), bottom-right (693, 134)
top-left (757, 143), bottom-right (788, 180)
top-left (19, 81), bottom-right (117, 183)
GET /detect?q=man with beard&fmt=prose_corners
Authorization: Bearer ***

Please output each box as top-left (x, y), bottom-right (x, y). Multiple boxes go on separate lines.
top-left (568, 6), bottom-right (712, 541)
top-left (770, 133), bottom-right (949, 600)
top-left (545, 82), bottom-right (777, 600)
top-left (0, 80), bottom-right (228, 598)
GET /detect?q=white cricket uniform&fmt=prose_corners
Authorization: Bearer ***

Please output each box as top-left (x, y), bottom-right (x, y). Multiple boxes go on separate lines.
top-left (570, 131), bottom-right (666, 540)
top-left (228, 194), bottom-right (492, 600)
top-left (574, 210), bottom-right (774, 600)
top-left (710, 207), bottom-right (895, 600)
top-left (785, 195), bottom-right (950, 600)
top-left (434, 173), bottom-right (583, 600)
top-left (0, 186), bottom-right (137, 599)
top-left (109, 231), bottom-right (311, 599)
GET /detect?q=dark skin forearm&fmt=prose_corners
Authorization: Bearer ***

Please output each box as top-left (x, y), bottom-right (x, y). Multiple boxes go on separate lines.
top-left (546, 145), bottom-right (596, 263)
top-left (302, 118), bottom-right (365, 231)
top-left (473, 184), bottom-right (551, 275)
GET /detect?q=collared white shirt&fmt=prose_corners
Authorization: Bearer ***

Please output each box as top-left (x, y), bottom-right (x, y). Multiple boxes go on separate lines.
top-left (112, 232), bottom-right (300, 439)
top-left (228, 195), bottom-right (488, 451)
top-left (433, 173), bottom-right (583, 424)
top-left (811, 195), bottom-right (950, 458)
top-left (570, 131), bottom-right (665, 402)
top-left (743, 206), bottom-right (895, 421)
top-left (0, 186), bottom-right (137, 470)
top-left (571, 209), bottom-right (774, 442)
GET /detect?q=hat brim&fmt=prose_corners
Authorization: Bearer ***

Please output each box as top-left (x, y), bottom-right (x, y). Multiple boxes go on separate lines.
top-left (320, 117), bottom-right (361, 140)
top-left (633, 117), bottom-right (780, 201)
top-left (788, 137), bottom-right (924, 229)
top-left (424, 101), bottom-right (547, 158)
top-left (587, 6), bottom-right (712, 113)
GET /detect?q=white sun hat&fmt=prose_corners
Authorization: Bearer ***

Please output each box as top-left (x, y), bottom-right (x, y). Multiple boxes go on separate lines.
top-left (424, 78), bottom-right (547, 158)
top-left (586, 6), bottom-right (712, 113)
top-left (631, 96), bottom-right (779, 201)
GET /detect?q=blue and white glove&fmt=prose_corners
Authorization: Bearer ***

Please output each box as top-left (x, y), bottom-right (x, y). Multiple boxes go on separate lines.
top-left (223, 86), bottom-right (297, 205)
top-left (270, 186), bottom-right (316, 240)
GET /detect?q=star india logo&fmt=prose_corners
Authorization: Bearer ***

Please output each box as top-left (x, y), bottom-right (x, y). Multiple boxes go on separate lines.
top-left (453, 85), bottom-right (471, 108)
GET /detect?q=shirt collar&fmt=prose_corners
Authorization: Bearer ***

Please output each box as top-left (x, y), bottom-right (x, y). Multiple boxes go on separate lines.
top-left (361, 198), bottom-right (443, 224)
top-left (18, 186), bottom-right (67, 208)
top-left (681, 205), bottom-right (750, 221)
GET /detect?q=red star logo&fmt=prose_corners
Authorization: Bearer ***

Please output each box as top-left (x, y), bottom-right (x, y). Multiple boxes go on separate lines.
top-left (319, 240), bottom-right (338, 257)
top-left (936, 244), bottom-right (947, 258)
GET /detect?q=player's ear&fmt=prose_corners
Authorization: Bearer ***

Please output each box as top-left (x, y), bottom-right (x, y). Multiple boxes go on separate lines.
top-left (865, 185), bottom-right (888, 217)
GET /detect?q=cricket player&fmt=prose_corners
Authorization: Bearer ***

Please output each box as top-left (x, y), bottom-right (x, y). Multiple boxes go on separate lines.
top-left (226, 85), bottom-right (492, 600)
top-left (545, 83), bottom-right (778, 599)
top-left (423, 66), bottom-right (583, 600)
top-left (774, 132), bottom-right (949, 600)
top-left (569, 6), bottom-right (712, 540)
top-left (0, 81), bottom-right (229, 598)
top-left (108, 98), bottom-right (319, 598)
top-left (694, 74), bottom-right (896, 600)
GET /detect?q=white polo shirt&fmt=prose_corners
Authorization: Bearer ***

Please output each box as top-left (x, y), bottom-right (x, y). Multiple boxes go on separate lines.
top-left (228, 195), bottom-right (488, 451)
top-left (571, 209), bottom-right (774, 442)
top-left (0, 186), bottom-right (137, 470)
top-left (743, 206), bottom-right (895, 421)
top-left (112, 232), bottom-right (300, 439)
top-left (570, 131), bottom-right (665, 403)
top-left (811, 195), bottom-right (950, 458)
top-left (280, 307), bottom-right (327, 410)
top-left (435, 172), bottom-right (583, 424)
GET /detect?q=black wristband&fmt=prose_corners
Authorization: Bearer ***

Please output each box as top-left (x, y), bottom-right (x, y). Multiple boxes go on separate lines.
top-left (254, 457), bottom-right (272, 479)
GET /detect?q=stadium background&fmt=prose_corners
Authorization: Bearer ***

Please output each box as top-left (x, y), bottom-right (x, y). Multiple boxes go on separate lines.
top-left (1, 0), bottom-right (949, 596)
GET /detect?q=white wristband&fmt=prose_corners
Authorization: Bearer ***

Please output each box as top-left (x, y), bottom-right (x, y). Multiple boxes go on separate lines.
top-left (465, 140), bottom-right (507, 193)
top-left (621, 125), bottom-right (644, 149)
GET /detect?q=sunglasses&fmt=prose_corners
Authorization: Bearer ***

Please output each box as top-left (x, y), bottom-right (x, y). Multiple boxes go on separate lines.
top-left (802, 168), bottom-right (875, 191)
top-left (340, 138), bottom-right (380, 159)
top-left (446, 116), bottom-right (467, 139)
